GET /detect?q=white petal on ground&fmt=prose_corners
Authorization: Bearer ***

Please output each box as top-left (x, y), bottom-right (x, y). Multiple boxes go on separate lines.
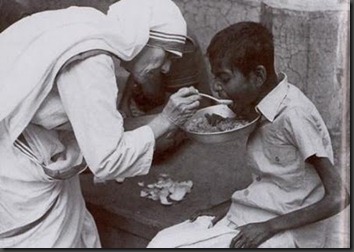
top-left (139, 174), bottom-right (193, 205)
top-left (160, 196), bottom-right (173, 205)
top-left (148, 191), bottom-right (159, 201)
top-left (159, 188), bottom-right (173, 205)
top-left (169, 186), bottom-right (188, 201)
top-left (169, 180), bottom-right (193, 201)
top-left (140, 190), bottom-right (149, 197)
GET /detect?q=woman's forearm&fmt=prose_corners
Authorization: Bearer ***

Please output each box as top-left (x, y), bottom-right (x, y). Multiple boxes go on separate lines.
top-left (147, 113), bottom-right (176, 139)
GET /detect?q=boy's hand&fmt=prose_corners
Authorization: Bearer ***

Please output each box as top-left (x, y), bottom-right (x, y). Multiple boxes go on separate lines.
top-left (230, 222), bottom-right (275, 248)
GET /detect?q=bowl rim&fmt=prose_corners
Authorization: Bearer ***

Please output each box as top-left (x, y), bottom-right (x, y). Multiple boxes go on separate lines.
top-left (184, 108), bottom-right (261, 136)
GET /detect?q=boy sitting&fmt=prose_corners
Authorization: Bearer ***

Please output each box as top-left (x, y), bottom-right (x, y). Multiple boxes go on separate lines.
top-left (147, 21), bottom-right (349, 248)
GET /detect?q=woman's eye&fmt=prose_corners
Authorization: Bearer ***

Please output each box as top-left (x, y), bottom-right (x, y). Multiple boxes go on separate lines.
top-left (215, 74), bottom-right (231, 84)
top-left (220, 77), bottom-right (230, 83)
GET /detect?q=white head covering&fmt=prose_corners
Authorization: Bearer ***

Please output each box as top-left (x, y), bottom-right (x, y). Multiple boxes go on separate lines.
top-left (107, 0), bottom-right (187, 57)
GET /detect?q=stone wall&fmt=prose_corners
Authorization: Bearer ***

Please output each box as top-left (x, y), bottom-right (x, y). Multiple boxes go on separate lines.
top-left (174, 0), bottom-right (261, 53)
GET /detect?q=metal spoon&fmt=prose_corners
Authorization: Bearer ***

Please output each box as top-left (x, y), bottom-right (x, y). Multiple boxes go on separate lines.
top-left (198, 93), bottom-right (233, 105)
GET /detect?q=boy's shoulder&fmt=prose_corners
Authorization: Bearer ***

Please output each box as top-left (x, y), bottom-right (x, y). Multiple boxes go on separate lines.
top-left (274, 82), bottom-right (320, 124)
top-left (284, 82), bottom-right (316, 111)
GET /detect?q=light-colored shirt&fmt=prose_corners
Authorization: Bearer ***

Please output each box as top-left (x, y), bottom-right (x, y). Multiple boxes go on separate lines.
top-left (227, 73), bottom-right (334, 248)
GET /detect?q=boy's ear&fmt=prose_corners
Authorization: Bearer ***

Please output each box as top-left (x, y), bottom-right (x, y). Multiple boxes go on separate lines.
top-left (255, 65), bottom-right (267, 88)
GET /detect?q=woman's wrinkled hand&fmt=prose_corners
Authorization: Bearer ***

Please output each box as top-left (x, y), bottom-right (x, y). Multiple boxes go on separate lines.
top-left (229, 222), bottom-right (276, 248)
top-left (161, 87), bottom-right (201, 128)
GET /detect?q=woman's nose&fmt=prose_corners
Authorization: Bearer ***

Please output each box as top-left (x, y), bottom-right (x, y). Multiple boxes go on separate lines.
top-left (160, 59), bottom-right (172, 74)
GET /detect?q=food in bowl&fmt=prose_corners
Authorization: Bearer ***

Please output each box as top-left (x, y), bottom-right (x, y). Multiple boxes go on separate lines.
top-left (185, 113), bottom-right (250, 133)
top-left (182, 104), bottom-right (260, 144)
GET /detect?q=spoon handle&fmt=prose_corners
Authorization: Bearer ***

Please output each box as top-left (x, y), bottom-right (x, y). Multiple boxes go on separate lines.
top-left (198, 93), bottom-right (233, 105)
top-left (199, 93), bottom-right (219, 102)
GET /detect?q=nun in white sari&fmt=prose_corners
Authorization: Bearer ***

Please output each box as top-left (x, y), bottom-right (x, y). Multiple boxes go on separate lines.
top-left (0, 0), bottom-right (200, 248)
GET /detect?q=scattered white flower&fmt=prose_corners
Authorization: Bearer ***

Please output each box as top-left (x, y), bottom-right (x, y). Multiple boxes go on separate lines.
top-left (139, 173), bottom-right (193, 205)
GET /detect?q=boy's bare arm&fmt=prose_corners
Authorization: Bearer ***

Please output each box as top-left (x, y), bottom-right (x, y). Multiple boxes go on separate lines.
top-left (230, 156), bottom-right (350, 248)
top-left (268, 156), bottom-right (349, 231)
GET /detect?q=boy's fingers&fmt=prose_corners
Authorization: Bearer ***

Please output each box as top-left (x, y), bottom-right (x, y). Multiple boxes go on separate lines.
top-left (230, 233), bottom-right (243, 248)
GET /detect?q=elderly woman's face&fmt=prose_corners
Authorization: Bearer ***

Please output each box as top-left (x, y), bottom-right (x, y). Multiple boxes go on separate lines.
top-left (124, 46), bottom-right (172, 100)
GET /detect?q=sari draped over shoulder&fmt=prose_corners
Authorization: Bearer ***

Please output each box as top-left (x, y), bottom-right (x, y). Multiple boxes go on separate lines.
top-left (0, 0), bottom-right (185, 247)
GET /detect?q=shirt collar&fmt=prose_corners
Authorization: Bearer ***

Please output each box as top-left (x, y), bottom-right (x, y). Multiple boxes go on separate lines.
top-left (256, 73), bottom-right (289, 122)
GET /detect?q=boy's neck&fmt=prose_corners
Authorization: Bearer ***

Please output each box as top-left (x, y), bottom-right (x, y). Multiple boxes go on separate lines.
top-left (255, 73), bottom-right (279, 104)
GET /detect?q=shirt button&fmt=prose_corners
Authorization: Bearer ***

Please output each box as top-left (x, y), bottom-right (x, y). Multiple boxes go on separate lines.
top-left (244, 190), bottom-right (249, 196)
top-left (256, 176), bottom-right (261, 181)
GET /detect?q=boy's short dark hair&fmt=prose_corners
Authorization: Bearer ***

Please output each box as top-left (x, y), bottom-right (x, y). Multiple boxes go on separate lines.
top-left (207, 22), bottom-right (274, 76)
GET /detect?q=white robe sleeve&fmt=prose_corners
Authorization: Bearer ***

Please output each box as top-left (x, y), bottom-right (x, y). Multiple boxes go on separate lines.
top-left (56, 54), bottom-right (155, 180)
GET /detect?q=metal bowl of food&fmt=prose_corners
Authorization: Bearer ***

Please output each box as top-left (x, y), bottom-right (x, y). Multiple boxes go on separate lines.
top-left (182, 104), bottom-right (260, 144)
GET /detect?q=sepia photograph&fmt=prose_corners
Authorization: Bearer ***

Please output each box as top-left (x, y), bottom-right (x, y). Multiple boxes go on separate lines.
top-left (0, 0), bottom-right (350, 248)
